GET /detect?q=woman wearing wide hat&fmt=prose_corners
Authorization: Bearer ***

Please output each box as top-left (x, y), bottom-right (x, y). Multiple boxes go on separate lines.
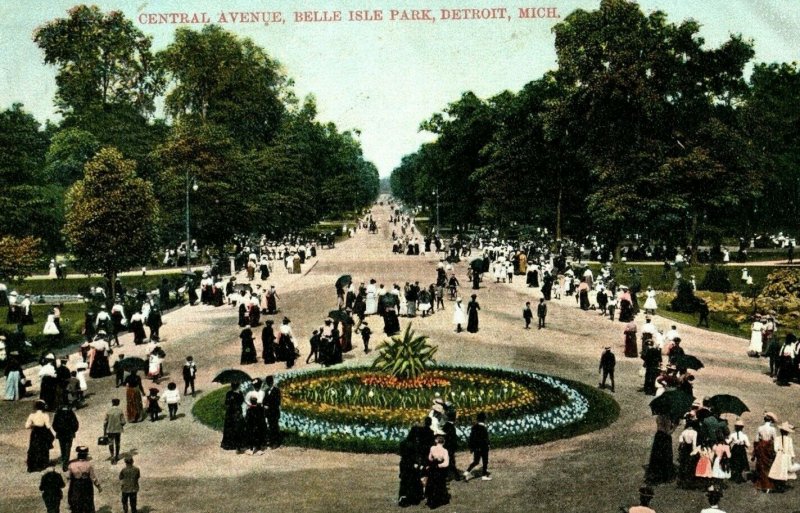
top-left (768, 421), bottom-right (796, 491)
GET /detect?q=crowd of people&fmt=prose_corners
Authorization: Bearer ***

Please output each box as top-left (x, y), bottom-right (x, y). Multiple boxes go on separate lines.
top-left (4, 199), bottom-right (800, 513)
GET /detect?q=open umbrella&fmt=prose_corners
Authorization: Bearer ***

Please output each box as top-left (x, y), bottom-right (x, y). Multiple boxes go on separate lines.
top-left (707, 394), bottom-right (749, 416)
top-left (335, 275), bottom-right (352, 290)
top-left (380, 293), bottom-right (399, 307)
top-left (469, 257), bottom-right (484, 273)
top-left (328, 309), bottom-right (351, 323)
top-left (649, 390), bottom-right (694, 418)
top-left (674, 354), bottom-right (704, 370)
top-left (212, 369), bottom-right (252, 385)
top-left (115, 357), bottom-right (148, 372)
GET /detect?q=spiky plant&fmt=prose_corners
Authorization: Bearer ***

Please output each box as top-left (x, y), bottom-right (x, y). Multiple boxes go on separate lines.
top-left (371, 324), bottom-right (437, 379)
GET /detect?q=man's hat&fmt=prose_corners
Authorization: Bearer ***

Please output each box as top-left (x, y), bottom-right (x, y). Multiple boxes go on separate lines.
top-left (604, 346), bottom-right (611, 350)
top-left (779, 422), bottom-right (794, 433)
top-left (735, 419), bottom-right (745, 428)
top-left (764, 412), bottom-right (778, 422)
top-left (76, 445), bottom-right (89, 455)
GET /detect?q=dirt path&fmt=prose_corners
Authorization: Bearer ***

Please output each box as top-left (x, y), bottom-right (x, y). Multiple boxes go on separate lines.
top-left (1, 201), bottom-right (798, 513)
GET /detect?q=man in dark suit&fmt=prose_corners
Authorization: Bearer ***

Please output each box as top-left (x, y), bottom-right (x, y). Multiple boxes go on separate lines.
top-left (264, 375), bottom-right (281, 448)
top-left (598, 346), bottom-right (616, 392)
top-left (464, 412), bottom-right (491, 481)
top-left (53, 404), bottom-right (79, 471)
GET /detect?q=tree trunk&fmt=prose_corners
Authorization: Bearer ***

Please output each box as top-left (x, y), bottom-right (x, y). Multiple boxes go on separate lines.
top-left (555, 186), bottom-right (563, 241)
top-left (689, 213), bottom-right (699, 266)
top-left (109, 270), bottom-right (116, 308)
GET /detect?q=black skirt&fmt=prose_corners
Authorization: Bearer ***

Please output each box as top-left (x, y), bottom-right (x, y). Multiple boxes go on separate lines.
top-left (645, 431), bottom-right (675, 484)
top-left (68, 477), bottom-right (95, 513)
top-left (27, 426), bottom-right (53, 472)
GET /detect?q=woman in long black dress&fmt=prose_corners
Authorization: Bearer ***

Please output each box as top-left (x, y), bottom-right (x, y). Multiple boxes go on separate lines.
top-left (238, 302), bottom-right (247, 327)
top-left (383, 306), bottom-right (401, 336)
top-left (240, 328), bottom-right (257, 365)
top-left (398, 430), bottom-right (423, 507)
top-left (262, 321), bottom-right (276, 364)
top-left (67, 446), bottom-right (101, 513)
top-left (244, 397), bottom-right (268, 453)
top-left (645, 414), bottom-right (677, 484)
top-left (466, 295), bottom-right (480, 333)
top-left (221, 383), bottom-right (244, 451)
top-left (425, 435), bottom-right (450, 508)
top-left (25, 400), bottom-right (54, 472)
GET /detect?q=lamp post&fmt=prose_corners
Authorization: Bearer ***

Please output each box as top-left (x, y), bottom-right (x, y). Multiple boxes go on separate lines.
top-left (185, 171), bottom-right (198, 271)
top-left (432, 187), bottom-right (440, 236)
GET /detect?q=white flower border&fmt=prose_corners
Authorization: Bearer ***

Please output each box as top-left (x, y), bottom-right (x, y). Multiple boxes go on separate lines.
top-left (275, 364), bottom-right (590, 444)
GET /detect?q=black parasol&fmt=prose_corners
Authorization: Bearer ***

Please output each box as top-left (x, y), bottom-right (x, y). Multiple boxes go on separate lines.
top-left (335, 275), bottom-right (353, 290)
top-left (674, 354), bottom-right (704, 371)
top-left (328, 309), bottom-right (351, 323)
top-left (115, 357), bottom-right (148, 372)
top-left (212, 369), bottom-right (252, 384)
top-left (649, 390), bottom-right (694, 418)
top-left (707, 394), bottom-right (749, 416)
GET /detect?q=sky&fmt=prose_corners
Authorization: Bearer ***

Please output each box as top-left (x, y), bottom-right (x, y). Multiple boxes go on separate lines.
top-left (1, 0), bottom-right (799, 177)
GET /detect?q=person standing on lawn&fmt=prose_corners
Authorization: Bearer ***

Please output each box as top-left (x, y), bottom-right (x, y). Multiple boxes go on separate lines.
top-left (537, 298), bottom-right (547, 329)
top-left (522, 302), bottom-right (532, 329)
top-left (599, 346), bottom-right (616, 392)
top-left (464, 412), bottom-right (491, 481)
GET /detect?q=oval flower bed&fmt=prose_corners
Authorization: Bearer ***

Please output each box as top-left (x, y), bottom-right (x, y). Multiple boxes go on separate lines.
top-left (193, 364), bottom-right (619, 453)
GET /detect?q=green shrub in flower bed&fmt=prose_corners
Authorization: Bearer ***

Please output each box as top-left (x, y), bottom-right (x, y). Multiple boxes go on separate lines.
top-left (193, 365), bottom-right (619, 453)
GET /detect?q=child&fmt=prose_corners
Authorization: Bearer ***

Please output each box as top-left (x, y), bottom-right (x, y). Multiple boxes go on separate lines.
top-left (607, 296), bottom-right (617, 322)
top-left (306, 330), bottom-right (320, 364)
top-left (182, 356), bottom-right (196, 397)
top-left (146, 388), bottom-right (161, 422)
top-left (75, 362), bottom-right (88, 402)
top-left (464, 412), bottom-right (491, 481)
top-left (162, 382), bottom-right (181, 421)
top-left (361, 322), bottom-right (372, 353)
top-left (113, 353), bottom-right (126, 388)
top-left (435, 284), bottom-right (445, 312)
top-left (537, 298), bottom-right (547, 329)
top-left (522, 302), bottom-right (532, 329)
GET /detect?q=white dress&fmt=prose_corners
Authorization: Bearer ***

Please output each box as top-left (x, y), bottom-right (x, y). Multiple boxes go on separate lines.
top-left (748, 321), bottom-right (764, 354)
top-left (42, 314), bottom-right (60, 336)
top-left (768, 435), bottom-right (796, 481)
top-left (365, 285), bottom-right (378, 315)
top-left (452, 303), bottom-right (466, 326)
top-left (643, 290), bottom-right (658, 311)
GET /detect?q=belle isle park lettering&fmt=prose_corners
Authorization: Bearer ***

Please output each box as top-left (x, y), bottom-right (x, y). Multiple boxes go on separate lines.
top-left (136, 7), bottom-right (559, 25)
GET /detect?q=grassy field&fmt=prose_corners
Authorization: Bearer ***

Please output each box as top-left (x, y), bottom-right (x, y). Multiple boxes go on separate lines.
top-left (587, 262), bottom-right (777, 294)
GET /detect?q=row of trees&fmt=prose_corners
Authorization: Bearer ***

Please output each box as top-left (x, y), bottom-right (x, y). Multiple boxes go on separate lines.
top-left (391, 0), bottom-right (799, 252)
top-left (0, 5), bottom-right (378, 282)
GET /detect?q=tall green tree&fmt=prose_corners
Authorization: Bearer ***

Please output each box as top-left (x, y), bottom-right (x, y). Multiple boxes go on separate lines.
top-left (740, 62), bottom-right (800, 231)
top-left (551, 0), bottom-right (755, 252)
top-left (44, 127), bottom-right (100, 186)
top-left (63, 147), bottom-right (159, 299)
top-left (158, 25), bottom-right (286, 148)
top-left (154, 122), bottom-right (253, 248)
top-left (33, 5), bottom-right (164, 116)
top-left (0, 104), bottom-right (63, 252)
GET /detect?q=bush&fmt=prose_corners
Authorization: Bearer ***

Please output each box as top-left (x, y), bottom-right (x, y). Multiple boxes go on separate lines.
top-left (670, 279), bottom-right (699, 313)
top-left (700, 265), bottom-right (732, 293)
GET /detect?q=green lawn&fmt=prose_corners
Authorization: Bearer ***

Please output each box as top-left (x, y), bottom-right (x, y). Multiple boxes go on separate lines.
top-left (587, 263), bottom-right (777, 294)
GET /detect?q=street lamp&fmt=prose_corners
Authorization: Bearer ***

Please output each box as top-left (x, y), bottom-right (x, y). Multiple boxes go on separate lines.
top-left (185, 171), bottom-right (198, 271)
top-left (432, 187), bottom-right (440, 236)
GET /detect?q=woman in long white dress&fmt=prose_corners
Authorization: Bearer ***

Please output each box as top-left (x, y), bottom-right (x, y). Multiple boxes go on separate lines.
top-left (453, 298), bottom-right (466, 333)
top-left (43, 314), bottom-right (60, 336)
top-left (748, 315), bottom-right (764, 356)
top-left (643, 287), bottom-right (658, 315)
top-left (365, 281), bottom-right (378, 315)
top-left (768, 423), bottom-right (797, 487)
